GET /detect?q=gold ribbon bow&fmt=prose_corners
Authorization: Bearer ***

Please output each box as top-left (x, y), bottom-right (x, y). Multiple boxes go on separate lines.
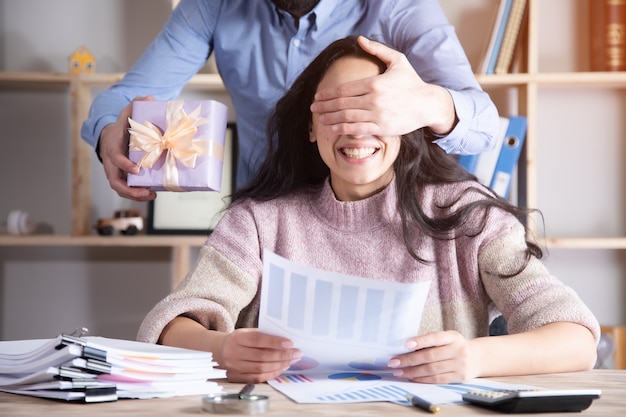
top-left (128, 101), bottom-right (224, 191)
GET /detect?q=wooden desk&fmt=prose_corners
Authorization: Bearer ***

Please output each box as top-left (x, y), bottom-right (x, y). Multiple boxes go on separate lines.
top-left (0, 370), bottom-right (623, 416)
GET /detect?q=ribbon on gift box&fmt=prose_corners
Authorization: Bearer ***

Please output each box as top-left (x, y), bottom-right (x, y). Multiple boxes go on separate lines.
top-left (128, 101), bottom-right (224, 192)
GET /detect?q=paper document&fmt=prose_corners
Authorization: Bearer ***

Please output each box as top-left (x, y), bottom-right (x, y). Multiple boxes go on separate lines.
top-left (258, 250), bottom-right (537, 406)
top-left (268, 373), bottom-right (538, 405)
top-left (259, 250), bottom-right (430, 372)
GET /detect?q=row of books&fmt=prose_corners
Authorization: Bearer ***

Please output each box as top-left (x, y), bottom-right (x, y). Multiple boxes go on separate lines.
top-left (481, 0), bottom-right (626, 74)
top-left (478, 0), bottom-right (527, 74)
top-left (457, 115), bottom-right (527, 199)
top-left (0, 333), bottom-right (225, 403)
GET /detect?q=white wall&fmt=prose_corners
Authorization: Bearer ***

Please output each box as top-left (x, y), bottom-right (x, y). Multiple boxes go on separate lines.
top-left (1, 0), bottom-right (624, 341)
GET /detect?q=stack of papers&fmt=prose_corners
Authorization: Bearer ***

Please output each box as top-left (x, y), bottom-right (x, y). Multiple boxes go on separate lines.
top-left (0, 335), bottom-right (225, 402)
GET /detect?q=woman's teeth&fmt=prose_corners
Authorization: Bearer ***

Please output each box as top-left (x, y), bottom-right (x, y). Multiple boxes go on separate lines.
top-left (340, 147), bottom-right (377, 159)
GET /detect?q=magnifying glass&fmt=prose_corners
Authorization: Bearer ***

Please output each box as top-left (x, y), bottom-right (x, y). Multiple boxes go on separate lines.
top-left (202, 383), bottom-right (269, 414)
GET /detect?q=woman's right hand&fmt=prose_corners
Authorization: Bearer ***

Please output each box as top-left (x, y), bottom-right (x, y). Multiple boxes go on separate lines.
top-left (220, 328), bottom-right (302, 383)
top-left (98, 96), bottom-right (156, 202)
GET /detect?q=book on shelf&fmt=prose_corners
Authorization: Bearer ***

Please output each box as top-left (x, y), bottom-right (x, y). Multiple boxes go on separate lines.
top-left (489, 115), bottom-right (527, 199)
top-left (457, 116), bottom-right (510, 187)
top-left (590, 0), bottom-right (626, 71)
top-left (494, 0), bottom-right (528, 74)
top-left (457, 115), bottom-right (527, 200)
top-left (0, 333), bottom-right (225, 402)
top-left (478, 0), bottom-right (513, 74)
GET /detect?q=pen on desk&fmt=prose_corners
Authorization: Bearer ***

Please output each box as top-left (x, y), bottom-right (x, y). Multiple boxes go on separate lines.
top-left (406, 393), bottom-right (440, 413)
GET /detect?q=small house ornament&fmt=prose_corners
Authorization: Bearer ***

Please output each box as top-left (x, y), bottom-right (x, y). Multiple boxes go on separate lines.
top-left (69, 46), bottom-right (95, 74)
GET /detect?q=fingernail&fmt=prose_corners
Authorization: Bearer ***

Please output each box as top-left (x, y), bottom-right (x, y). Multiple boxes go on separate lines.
top-left (291, 350), bottom-right (303, 361)
top-left (281, 341), bottom-right (294, 349)
top-left (405, 340), bottom-right (417, 349)
top-left (387, 358), bottom-right (401, 368)
top-left (393, 369), bottom-right (404, 377)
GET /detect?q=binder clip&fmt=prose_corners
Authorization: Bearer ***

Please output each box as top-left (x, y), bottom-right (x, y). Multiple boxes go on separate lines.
top-left (68, 327), bottom-right (90, 337)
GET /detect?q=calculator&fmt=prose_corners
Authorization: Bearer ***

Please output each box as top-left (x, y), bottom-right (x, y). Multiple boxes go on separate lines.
top-left (462, 389), bottom-right (601, 413)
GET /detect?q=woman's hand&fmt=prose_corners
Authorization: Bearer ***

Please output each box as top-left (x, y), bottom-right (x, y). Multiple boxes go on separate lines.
top-left (221, 328), bottom-right (303, 383)
top-left (387, 330), bottom-right (479, 384)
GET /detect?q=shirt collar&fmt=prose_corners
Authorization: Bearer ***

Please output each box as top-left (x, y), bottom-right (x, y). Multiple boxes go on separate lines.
top-left (307, 0), bottom-right (336, 30)
top-left (270, 0), bottom-right (336, 31)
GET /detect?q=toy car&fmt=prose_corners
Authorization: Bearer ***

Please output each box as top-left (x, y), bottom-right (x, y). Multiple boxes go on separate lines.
top-left (96, 209), bottom-right (144, 236)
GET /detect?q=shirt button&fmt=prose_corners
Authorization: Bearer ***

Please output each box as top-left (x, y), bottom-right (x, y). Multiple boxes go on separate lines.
top-left (293, 39), bottom-right (301, 47)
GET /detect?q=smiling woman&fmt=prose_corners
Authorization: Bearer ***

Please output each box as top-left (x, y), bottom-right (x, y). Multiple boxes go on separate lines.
top-left (137, 36), bottom-right (600, 386)
top-left (309, 55), bottom-right (400, 201)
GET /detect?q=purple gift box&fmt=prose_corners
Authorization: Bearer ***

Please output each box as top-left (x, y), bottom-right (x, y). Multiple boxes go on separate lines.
top-left (127, 99), bottom-right (228, 192)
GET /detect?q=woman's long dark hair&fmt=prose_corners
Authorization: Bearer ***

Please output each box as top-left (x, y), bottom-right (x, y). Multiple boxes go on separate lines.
top-left (231, 36), bottom-right (542, 274)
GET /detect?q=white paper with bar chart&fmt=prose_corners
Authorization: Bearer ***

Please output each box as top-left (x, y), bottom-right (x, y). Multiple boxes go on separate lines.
top-left (259, 250), bottom-right (537, 405)
top-left (258, 249), bottom-right (430, 373)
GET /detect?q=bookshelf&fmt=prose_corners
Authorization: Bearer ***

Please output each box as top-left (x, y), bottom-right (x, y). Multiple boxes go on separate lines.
top-left (443, 0), bottom-right (626, 247)
top-left (1, 0), bottom-right (625, 327)
top-left (0, 72), bottom-right (225, 287)
top-left (443, 0), bottom-right (626, 330)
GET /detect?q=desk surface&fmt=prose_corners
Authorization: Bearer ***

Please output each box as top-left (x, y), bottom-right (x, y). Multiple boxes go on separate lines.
top-left (0, 370), bottom-right (623, 416)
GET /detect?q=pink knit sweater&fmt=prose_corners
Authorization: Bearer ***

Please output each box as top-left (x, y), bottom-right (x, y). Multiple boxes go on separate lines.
top-left (137, 178), bottom-right (600, 343)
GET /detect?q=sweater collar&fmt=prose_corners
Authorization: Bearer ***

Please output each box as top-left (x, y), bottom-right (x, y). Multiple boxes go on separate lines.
top-left (313, 177), bottom-right (398, 233)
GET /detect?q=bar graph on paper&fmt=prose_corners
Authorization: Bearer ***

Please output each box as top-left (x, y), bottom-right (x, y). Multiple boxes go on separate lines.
top-left (258, 250), bottom-right (431, 372)
top-left (269, 372), bottom-right (538, 405)
top-left (259, 251), bottom-right (538, 405)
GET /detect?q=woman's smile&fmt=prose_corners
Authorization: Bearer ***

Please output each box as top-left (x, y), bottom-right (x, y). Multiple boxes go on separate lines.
top-left (339, 146), bottom-right (379, 159)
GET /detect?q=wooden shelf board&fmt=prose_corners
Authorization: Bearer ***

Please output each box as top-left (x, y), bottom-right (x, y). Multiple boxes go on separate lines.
top-left (545, 237), bottom-right (626, 249)
top-left (477, 72), bottom-right (626, 88)
top-left (5, 70), bottom-right (621, 92)
top-left (0, 235), bottom-right (206, 247)
top-left (72, 72), bottom-right (125, 86)
top-left (0, 71), bottom-right (71, 87)
top-left (72, 72), bottom-right (225, 91)
top-left (3, 69), bottom-right (624, 91)
top-left (3, 235), bottom-right (626, 251)
top-left (0, 71), bottom-right (225, 91)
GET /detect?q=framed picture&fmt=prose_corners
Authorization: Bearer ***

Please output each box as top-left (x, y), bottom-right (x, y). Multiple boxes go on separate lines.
top-left (147, 123), bottom-right (237, 235)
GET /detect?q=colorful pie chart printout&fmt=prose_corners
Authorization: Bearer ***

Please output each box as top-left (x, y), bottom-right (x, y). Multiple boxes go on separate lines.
top-left (328, 372), bottom-right (381, 381)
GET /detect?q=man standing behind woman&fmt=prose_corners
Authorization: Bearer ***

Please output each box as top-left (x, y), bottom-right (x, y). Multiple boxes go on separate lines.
top-left (137, 36), bottom-right (599, 384)
top-left (81, 0), bottom-right (499, 198)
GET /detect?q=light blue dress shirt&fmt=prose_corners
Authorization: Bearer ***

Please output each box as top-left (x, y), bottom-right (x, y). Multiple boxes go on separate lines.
top-left (81, 0), bottom-right (498, 189)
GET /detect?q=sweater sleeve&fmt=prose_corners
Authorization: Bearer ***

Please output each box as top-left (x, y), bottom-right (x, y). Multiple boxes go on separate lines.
top-left (478, 222), bottom-right (601, 343)
top-left (137, 245), bottom-right (259, 343)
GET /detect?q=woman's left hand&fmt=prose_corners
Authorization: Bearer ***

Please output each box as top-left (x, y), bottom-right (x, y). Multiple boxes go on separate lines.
top-left (387, 330), bottom-right (479, 384)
